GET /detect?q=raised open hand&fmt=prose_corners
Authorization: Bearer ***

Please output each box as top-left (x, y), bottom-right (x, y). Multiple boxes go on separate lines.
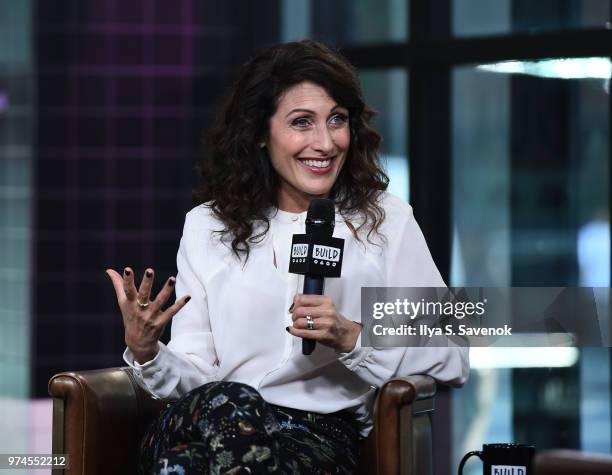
top-left (106, 267), bottom-right (191, 364)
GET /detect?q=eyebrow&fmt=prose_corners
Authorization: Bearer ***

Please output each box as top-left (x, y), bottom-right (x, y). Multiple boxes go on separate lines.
top-left (284, 105), bottom-right (346, 119)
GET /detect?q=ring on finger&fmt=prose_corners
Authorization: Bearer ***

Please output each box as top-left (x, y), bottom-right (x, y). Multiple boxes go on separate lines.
top-left (306, 315), bottom-right (314, 330)
top-left (137, 298), bottom-right (149, 309)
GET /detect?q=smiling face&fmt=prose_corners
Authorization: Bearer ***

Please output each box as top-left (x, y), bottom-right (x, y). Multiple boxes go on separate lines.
top-left (265, 81), bottom-right (350, 212)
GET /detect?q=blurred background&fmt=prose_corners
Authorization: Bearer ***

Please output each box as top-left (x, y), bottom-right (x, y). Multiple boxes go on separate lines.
top-left (0, 0), bottom-right (610, 474)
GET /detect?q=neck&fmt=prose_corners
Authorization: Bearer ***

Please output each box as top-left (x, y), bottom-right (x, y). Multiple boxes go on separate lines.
top-left (277, 187), bottom-right (329, 213)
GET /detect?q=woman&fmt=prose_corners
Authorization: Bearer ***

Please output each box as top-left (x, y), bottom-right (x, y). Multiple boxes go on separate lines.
top-left (107, 39), bottom-right (468, 475)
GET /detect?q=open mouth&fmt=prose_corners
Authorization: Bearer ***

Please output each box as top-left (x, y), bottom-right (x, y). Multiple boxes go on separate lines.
top-left (297, 157), bottom-right (334, 174)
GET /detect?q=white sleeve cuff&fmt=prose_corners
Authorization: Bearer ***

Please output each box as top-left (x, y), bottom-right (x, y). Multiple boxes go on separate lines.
top-left (123, 344), bottom-right (162, 369)
top-left (123, 342), bottom-right (169, 375)
top-left (337, 346), bottom-right (373, 371)
top-left (122, 342), bottom-right (179, 397)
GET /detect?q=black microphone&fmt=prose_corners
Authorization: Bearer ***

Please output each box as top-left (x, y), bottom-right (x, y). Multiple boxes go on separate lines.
top-left (288, 199), bottom-right (344, 355)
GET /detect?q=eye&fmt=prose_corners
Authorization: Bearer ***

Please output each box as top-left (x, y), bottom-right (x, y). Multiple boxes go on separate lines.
top-left (291, 117), bottom-right (312, 128)
top-left (329, 113), bottom-right (348, 128)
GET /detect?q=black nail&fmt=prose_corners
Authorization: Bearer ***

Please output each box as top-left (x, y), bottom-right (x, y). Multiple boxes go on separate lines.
top-left (146, 270), bottom-right (153, 278)
top-left (285, 326), bottom-right (291, 333)
top-left (288, 303), bottom-right (294, 313)
top-left (168, 278), bottom-right (175, 287)
top-left (124, 269), bottom-right (131, 276)
top-left (185, 296), bottom-right (191, 303)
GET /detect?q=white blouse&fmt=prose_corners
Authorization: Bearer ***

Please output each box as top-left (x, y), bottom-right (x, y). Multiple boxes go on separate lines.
top-left (124, 191), bottom-right (469, 436)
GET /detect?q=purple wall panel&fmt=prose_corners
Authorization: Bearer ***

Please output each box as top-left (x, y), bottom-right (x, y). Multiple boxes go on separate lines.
top-left (33, 0), bottom-right (279, 396)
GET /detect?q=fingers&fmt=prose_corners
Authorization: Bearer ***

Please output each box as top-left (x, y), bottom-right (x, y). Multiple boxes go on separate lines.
top-left (150, 276), bottom-right (176, 312)
top-left (287, 294), bottom-right (343, 349)
top-left (291, 294), bottom-right (331, 308)
top-left (137, 268), bottom-right (155, 306)
top-left (106, 269), bottom-right (126, 301)
top-left (291, 305), bottom-right (333, 322)
top-left (286, 326), bottom-right (325, 340)
top-left (292, 315), bottom-right (325, 331)
top-left (158, 295), bottom-right (192, 327)
top-left (290, 294), bottom-right (334, 321)
top-left (106, 268), bottom-right (138, 302)
top-left (123, 267), bottom-right (137, 301)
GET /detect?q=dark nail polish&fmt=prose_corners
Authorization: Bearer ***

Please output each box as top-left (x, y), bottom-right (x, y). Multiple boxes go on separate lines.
top-left (124, 269), bottom-right (131, 276)
top-left (185, 296), bottom-right (191, 303)
top-left (288, 303), bottom-right (294, 313)
top-left (285, 326), bottom-right (291, 333)
top-left (146, 270), bottom-right (153, 278)
top-left (168, 278), bottom-right (175, 287)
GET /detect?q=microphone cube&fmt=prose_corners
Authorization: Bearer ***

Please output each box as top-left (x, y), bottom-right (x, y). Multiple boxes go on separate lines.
top-left (288, 234), bottom-right (344, 278)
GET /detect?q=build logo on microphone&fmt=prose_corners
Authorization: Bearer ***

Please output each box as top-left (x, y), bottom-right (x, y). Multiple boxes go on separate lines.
top-left (290, 244), bottom-right (340, 267)
top-left (312, 245), bottom-right (340, 267)
top-left (288, 234), bottom-right (344, 277)
top-left (291, 243), bottom-right (308, 262)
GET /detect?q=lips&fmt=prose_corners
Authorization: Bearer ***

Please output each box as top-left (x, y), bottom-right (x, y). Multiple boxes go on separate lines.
top-left (297, 157), bottom-right (334, 174)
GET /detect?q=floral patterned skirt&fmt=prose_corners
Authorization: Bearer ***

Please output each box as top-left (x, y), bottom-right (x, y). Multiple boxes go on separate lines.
top-left (139, 381), bottom-right (360, 475)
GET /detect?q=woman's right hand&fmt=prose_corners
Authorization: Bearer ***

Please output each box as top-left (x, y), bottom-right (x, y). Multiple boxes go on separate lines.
top-left (106, 267), bottom-right (191, 364)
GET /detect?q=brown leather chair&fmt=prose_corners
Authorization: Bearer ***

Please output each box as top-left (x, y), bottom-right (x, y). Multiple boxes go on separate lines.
top-left (49, 368), bottom-right (436, 475)
top-left (535, 449), bottom-right (612, 475)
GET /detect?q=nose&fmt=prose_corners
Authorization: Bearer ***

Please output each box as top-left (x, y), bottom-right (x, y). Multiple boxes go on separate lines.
top-left (311, 124), bottom-right (335, 155)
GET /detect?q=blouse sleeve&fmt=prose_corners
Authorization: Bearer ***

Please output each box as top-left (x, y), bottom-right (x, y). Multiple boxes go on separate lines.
top-left (123, 209), bottom-right (219, 400)
top-left (337, 194), bottom-right (469, 388)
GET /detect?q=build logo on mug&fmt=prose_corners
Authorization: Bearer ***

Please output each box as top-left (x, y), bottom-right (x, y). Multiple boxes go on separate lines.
top-left (458, 443), bottom-right (535, 475)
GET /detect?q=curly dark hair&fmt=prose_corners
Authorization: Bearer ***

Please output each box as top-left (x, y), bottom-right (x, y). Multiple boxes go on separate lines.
top-left (193, 39), bottom-right (389, 261)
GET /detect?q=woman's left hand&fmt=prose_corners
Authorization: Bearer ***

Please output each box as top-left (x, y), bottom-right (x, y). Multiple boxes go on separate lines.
top-left (287, 294), bottom-right (362, 353)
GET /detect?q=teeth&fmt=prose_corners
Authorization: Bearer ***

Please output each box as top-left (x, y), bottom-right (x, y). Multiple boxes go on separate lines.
top-left (302, 159), bottom-right (331, 168)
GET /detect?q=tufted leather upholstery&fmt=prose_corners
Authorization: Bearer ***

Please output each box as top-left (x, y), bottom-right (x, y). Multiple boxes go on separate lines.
top-left (49, 368), bottom-right (435, 475)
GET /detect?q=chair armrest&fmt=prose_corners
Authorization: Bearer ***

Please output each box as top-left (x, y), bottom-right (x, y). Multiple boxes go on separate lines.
top-left (535, 449), bottom-right (612, 475)
top-left (359, 375), bottom-right (436, 475)
top-left (48, 367), bottom-right (165, 475)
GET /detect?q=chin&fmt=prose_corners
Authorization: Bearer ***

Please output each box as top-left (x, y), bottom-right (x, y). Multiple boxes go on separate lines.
top-left (298, 183), bottom-right (335, 199)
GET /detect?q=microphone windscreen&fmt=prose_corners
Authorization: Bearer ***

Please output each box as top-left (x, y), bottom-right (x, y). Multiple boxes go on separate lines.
top-left (306, 199), bottom-right (335, 237)
top-left (306, 198), bottom-right (335, 223)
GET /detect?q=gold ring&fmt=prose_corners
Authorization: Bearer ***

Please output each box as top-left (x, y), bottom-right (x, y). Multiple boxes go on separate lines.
top-left (306, 315), bottom-right (314, 330)
top-left (137, 299), bottom-right (149, 309)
